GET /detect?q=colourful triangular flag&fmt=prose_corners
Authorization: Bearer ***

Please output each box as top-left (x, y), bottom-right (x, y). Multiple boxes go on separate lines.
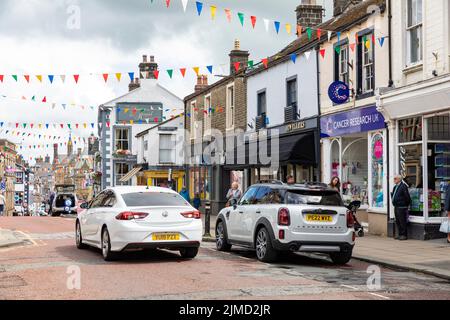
top-left (378, 37), bottom-right (385, 47)
top-left (12, 75), bottom-right (18, 82)
top-left (274, 21), bottom-right (280, 34)
top-left (263, 19), bottom-right (270, 32)
top-left (73, 74), bottom-right (79, 83)
top-left (36, 75), bottom-right (43, 82)
top-left (234, 62), bottom-right (240, 72)
top-left (262, 58), bottom-right (268, 69)
top-left (128, 72), bottom-right (134, 81)
top-left (286, 23), bottom-right (292, 35)
top-left (224, 9), bottom-right (231, 22)
top-left (306, 28), bottom-right (312, 39)
top-left (24, 75), bottom-right (30, 83)
top-left (193, 67), bottom-right (200, 76)
top-left (250, 16), bottom-right (257, 28)
top-left (237, 12), bottom-right (244, 26)
top-left (48, 75), bottom-right (54, 83)
top-left (167, 69), bottom-right (173, 78)
top-left (102, 73), bottom-right (109, 83)
top-left (210, 5), bottom-right (216, 19)
top-left (196, 1), bottom-right (203, 15)
top-left (115, 73), bottom-right (122, 81)
top-left (319, 49), bottom-right (326, 58)
top-left (290, 53), bottom-right (297, 64)
top-left (206, 66), bottom-right (213, 74)
top-left (181, 0), bottom-right (188, 12)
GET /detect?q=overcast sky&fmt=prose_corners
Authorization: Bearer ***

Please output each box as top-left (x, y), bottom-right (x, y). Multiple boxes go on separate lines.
top-left (0, 0), bottom-right (333, 163)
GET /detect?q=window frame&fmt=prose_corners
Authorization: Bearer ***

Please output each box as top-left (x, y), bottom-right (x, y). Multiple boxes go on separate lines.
top-left (114, 127), bottom-right (130, 151)
top-left (226, 83), bottom-right (235, 130)
top-left (190, 101), bottom-right (197, 140)
top-left (356, 29), bottom-right (375, 99)
top-left (257, 89), bottom-right (267, 117)
top-left (159, 133), bottom-right (176, 164)
top-left (115, 162), bottom-right (130, 186)
top-left (334, 39), bottom-right (350, 85)
top-left (406, 0), bottom-right (423, 66)
top-left (286, 76), bottom-right (298, 108)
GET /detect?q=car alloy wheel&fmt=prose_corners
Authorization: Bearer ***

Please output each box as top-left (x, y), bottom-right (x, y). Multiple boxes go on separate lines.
top-left (76, 223), bottom-right (81, 246)
top-left (102, 229), bottom-right (110, 258)
top-left (216, 223), bottom-right (225, 248)
top-left (256, 229), bottom-right (268, 260)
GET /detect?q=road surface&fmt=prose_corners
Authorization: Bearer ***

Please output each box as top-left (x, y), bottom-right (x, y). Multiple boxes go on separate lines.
top-left (1, 217), bottom-right (449, 300)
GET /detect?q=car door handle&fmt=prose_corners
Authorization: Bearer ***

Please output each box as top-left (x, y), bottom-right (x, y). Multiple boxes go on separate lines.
top-left (238, 211), bottom-right (244, 214)
top-left (256, 211), bottom-right (262, 214)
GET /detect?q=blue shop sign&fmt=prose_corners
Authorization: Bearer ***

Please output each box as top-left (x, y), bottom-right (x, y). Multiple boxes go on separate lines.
top-left (321, 106), bottom-right (385, 138)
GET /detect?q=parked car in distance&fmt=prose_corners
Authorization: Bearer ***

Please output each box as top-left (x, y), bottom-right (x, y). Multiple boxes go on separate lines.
top-left (51, 185), bottom-right (78, 216)
top-left (75, 186), bottom-right (203, 261)
top-left (215, 181), bottom-right (357, 265)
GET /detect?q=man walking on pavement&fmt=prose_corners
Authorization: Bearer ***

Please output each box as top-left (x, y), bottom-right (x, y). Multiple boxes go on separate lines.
top-left (391, 175), bottom-right (411, 241)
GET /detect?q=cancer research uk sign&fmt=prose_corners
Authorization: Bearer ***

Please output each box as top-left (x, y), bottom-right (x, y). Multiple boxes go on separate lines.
top-left (320, 106), bottom-right (386, 138)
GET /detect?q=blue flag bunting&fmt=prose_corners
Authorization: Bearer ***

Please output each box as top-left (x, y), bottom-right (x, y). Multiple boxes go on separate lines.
top-left (274, 21), bottom-right (280, 34)
top-left (196, 1), bottom-right (203, 15)
top-left (378, 37), bottom-right (385, 47)
top-left (48, 75), bottom-right (54, 83)
top-left (128, 72), bottom-right (134, 81)
top-left (290, 53), bottom-right (297, 64)
top-left (206, 65), bottom-right (213, 74)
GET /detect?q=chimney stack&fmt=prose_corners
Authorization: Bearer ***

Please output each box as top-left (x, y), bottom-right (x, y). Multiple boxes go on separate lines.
top-left (333, 0), bottom-right (362, 17)
top-left (194, 75), bottom-right (209, 93)
top-left (229, 39), bottom-right (249, 76)
top-left (138, 54), bottom-right (158, 79)
top-left (295, 0), bottom-right (324, 36)
top-left (53, 143), bottom-right (58, 165)
top-left (129, 77), bottom-right (140, 92)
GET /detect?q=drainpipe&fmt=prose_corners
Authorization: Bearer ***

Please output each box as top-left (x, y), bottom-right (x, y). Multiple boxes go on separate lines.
top-left (316, 48), bottom-right (322, 182)
top-left (388, 0), bottom-right (393, 87)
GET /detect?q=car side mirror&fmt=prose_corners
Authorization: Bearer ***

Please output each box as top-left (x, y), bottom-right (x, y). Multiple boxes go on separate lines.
top-left (80, 202), bottom-right (89, 209)
top-left (230, 198), bottom-right (238, 209)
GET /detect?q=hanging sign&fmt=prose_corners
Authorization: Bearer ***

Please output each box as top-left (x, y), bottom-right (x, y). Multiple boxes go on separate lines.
top-left (328, 81), bottom-right (350, 105)
top-left (320, 106), bottom-right (386, 138)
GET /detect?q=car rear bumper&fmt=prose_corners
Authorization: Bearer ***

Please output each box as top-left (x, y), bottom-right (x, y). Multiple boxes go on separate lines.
top-left (122, 241), bottom-right (201, 251)
top-left (272, 240), bottom-right (354, 253)
top-left (110, 220), bottom-right (203, 252)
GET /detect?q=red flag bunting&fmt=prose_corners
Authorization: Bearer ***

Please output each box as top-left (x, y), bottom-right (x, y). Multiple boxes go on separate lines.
top-left (349, 43), bottom-right (356, 52)
top-left (166, 0), bottom-right (170, 8)
top-left (317, 29), bottom-right (322, 39)
top-left (262, 58), bottom-right (268, 68)
top-left (24, 75), bottom-right (30, 83)
top-left (320, 49), bottom-right (326, 58)
top-left (73, 75), bottom-right (80, 83)
top-left (234, 62), bottom-right (240, 72)
top-left (250, 16), bottom-right (257, 28)
top-left (42, 97), bottom-right (47, 103)
top-left (0, 75), bottom-right (3, 82)
top-left (180, 68), bottom-right (186, 77)
top-left (153, 70), bottom-right (159, 79)
top-left (103, 73), bottom-right (109, 82)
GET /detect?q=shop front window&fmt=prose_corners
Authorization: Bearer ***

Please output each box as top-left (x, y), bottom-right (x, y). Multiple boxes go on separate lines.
top-left (399, 144), bottom-right (423, 217)
top-left (189, 167), bottom-right (211, 200)
top-left (399, 117), bottom-right (422, 143)
top-left (370, 133), bottom-right (385, 208)
top-left (426, 115), bottom-right (450, 218)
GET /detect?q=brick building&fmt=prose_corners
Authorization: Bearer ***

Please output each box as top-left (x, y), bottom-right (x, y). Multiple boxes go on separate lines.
top-left (184, 40), bottom-right (248, 213)
top-left (0, 139), bottom-right (18, 216)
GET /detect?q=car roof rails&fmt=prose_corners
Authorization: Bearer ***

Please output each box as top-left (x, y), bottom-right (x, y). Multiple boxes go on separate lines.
top-left (295, 182), bottom-right (329, 189)
top-left (256, 180), bottom-right (285, 185)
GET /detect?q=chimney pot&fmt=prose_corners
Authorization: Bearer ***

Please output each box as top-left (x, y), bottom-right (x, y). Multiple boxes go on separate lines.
top-left (143, 55), bottom-right (147, 63)
top-left (150, 55), bottom-right (155, 62)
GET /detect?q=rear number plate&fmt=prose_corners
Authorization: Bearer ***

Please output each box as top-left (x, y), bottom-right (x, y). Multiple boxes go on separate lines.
top-left (152, 233), bottom-right (180, 241)
top-left (305, 215), bottom-right (333, 223)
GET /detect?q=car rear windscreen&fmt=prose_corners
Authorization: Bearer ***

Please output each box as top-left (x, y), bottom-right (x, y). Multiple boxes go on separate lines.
top-left (286, 190), bottom-right (344, 206)
top-left (122, 192), bottom-right (190, 207)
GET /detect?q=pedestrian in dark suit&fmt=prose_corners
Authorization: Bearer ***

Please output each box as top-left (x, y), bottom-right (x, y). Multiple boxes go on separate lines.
top-left (391, 175), bottom-right (411, 240)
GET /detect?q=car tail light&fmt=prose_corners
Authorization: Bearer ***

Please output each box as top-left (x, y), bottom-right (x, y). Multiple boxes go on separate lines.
top-left (116, 212), bottom-right (148, 220)
top-left (347, 210), bottom-right (355, 228)
top-left (278, 208), bottom-right (290, 226)
top-left (180, 210), bottom-right (201, 219)
top-left (279, 230), bottom-right (285, 240)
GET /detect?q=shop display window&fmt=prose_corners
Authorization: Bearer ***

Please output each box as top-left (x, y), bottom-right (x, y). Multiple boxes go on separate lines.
top-left (370, 133), bottom-right (385, 208)
top-left (399, 117), bottom-right (422, 143)
top-left (399, 143), bottom-right (423, 216)
top-left (426, 115), bottom-right (450, 218)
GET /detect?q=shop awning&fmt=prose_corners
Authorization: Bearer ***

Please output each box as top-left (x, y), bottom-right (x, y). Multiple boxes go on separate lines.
top-left (119, 166), bottom-right (142, 182)
top-left (225, 132), bottom-right (316, 168)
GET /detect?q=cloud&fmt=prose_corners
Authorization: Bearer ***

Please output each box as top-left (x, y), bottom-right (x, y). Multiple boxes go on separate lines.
top-left (0, 0), bottom-right (333, 162)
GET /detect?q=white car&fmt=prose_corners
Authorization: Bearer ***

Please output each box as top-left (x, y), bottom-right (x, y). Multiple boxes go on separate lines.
top-left (215, 182), bottom-right (356, 265)
top-left (76, 186), bottom-right (202, 261)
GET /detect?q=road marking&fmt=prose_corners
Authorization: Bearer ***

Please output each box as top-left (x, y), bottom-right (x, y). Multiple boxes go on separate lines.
top-left (15, 231), bottom-right (38, 247)
top-left (341, 284), bottom-right (359, 290)
top-left (369, 292), bottom-right (391, 300)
